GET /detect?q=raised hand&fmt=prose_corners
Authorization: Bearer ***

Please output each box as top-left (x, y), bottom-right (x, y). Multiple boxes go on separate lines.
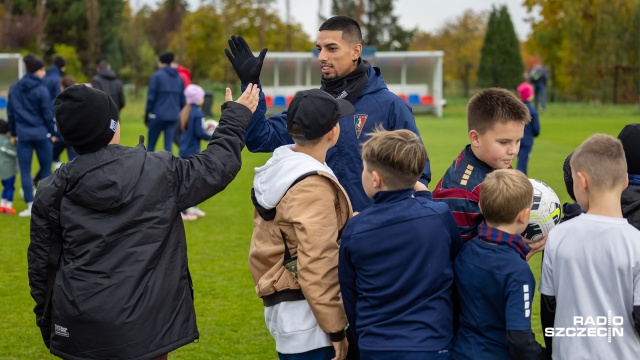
top-left (224, 35), bottom-right (268, 84)
top-left (226, 84), bottom-right (259, 114)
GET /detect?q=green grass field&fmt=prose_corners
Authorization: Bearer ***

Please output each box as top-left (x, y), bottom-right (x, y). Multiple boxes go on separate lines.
top-left (1, 95), bottom-right (637, 359)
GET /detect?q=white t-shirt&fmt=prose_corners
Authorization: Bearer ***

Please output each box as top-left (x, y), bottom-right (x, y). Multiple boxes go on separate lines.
top-left (540, 213), bottom-right (640, 359)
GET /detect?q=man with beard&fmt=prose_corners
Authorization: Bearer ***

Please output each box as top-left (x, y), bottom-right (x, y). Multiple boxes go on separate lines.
top-left (225, 16), bottom-right (431, 213)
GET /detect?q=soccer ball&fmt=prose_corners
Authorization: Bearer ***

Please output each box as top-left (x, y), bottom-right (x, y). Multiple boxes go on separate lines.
top-left (203, 119), bottom-right (218, 136)
top-left (521, 178), bottom-right (562, 244)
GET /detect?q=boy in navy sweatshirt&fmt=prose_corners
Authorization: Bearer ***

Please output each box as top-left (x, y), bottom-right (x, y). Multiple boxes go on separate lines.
top-left (453, 169), bottom-right (547, 360)
top-left (339, 129), bottom-right (463, 359)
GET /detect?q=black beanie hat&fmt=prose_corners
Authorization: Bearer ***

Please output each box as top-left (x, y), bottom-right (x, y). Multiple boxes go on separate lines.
top-left (54, 85), bottom-right (119, 155)
top-left (159, 52), bottom-right (174, 64)
top-left (618, 124), bottom-right (640, 175)
top-left (24, 54), bottom-right (45, 74)
top-left (563, 152), bottom-right (575, 201)
top-left (53, 55), bottom-right (66, 69)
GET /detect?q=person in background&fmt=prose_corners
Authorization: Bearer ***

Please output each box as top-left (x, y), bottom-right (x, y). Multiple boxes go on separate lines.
top-left (42, 56), bottom-right (65, 103)
top-left (516, 82), bottom-right (540, 175)
top-left (91, 60), bottom-right (125, 112)
top-left (618, 123), bottom-right (640, 230)
top-left (528, 64), bottom-right (547, 112)
top-left (0, 119), bottom-right (17, 214)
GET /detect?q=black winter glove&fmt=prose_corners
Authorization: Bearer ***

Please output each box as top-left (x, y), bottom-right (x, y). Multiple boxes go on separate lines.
top-left (224, 35), bottom-right (268, 84)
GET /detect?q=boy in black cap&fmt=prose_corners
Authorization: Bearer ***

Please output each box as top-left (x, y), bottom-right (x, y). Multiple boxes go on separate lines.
top-left (145, 51), bottom-right (186, 152)
top-left (7, 54), bottom-right (55, 217)
top-left (619, 123), bottom-right (640, 229)
top-left (250, 89), bottom-right (355, 360)
top-left (28, 84), bottom-right (259, 359)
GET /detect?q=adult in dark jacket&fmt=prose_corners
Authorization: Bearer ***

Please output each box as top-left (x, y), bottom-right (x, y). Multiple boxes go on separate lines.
top-left (516, 82), bottom-right (540, 175)
top-left (27, 84), bottom-right (259, 359)
top-left (529, 65), bottom-right (547, 112)
top-left (91, 60), bottom-right (125, 111)
top-left (145, 52), bottom-right (186, 152)
top-left (225, 16), bottom-right (431, 212)
top-left (7, 54), bottom-right (55, 217)
top-left (618, 124), bottom-right (640, 230)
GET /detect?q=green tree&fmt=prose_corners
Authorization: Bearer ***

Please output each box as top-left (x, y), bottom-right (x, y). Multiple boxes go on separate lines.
top-left (477, 5), bottom-right (523, 89)
top-left (118, 2), bottom-right (157, 97)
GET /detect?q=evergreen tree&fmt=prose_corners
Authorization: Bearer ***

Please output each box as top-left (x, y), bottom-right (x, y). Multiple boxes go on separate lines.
top-left (477, 5), bottom-right (523, 89)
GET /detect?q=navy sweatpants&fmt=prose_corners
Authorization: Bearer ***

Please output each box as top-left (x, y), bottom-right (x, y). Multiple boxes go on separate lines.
top-left (17, 138), bottom-right (52, 203)
top-left (147, 119), bottom-right (177, 152)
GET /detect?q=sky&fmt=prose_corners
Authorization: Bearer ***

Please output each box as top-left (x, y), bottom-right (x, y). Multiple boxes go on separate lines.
top-left (134, 0), bottom-right (535, 41)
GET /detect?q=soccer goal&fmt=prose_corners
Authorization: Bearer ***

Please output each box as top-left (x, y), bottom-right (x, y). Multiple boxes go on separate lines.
top-left (0, 53), bottom-right (24, 118)
top-left (259, 50), bottom-right (444, 117)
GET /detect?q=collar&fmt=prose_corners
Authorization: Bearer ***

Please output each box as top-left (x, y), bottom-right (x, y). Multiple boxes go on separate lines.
top-left (478, 223), bottom-right (531, 260)
top-left (629, 174), bottom-right (640, 186)
top-left (372, 188), bottom-right (414, 205)
top-left (464, 144), bottom-right (496, 172)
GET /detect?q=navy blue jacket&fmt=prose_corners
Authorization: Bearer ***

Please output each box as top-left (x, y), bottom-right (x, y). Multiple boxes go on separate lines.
top-left (179, 105), bottom-right (210, 159)
top-left (42, 66), bottom-right (63, 102)
top-left (145, 66), bottom-right (186, 121)
top-left (522, 101), bottom-right (540, 148)
top-left (243, 65), bottom-right (431, 212)
top-left (7, 74), bottom-right (54, 141)
top-left (339, 189), bottom-right (463, 352)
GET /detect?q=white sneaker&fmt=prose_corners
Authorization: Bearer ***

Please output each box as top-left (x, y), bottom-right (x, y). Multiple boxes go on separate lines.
top-left (186, 207), bottom-right (206, 217)
top-left (181, 213), bottom-right (197, 221)
top-left (18, 208), bottom-right (31, 217)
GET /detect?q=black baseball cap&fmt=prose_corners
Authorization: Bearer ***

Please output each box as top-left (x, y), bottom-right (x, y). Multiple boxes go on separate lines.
top-left (287, 89), bottom-right (355, 140)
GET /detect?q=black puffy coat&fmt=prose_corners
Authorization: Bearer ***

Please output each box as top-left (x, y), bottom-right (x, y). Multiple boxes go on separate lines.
top-left (28, 102), bottom-right (251, 359)
top-left (91, 69), bottom-right (126, 111)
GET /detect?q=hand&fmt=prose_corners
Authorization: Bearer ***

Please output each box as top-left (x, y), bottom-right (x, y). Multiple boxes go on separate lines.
top-left (526, 235), bottom-right (547, 262)
top-left (224, 35), bottom-right (268, 84)
top-left (50, 136), bottom-right (59, 143)
top-left (414, 181), bottom-right (429, 192)
top-left (144, 112), bottom-right (150, 127)
top-left (226, 84), bottom-right (259, 113)
top-left (331, 338), bottom-right (348, 360)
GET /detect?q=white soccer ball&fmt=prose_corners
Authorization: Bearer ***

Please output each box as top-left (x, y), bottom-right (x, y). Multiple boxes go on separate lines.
top-left (521, 178), bottom-right (562, 244)
top-left (203, 119), bottom-right (218, 136)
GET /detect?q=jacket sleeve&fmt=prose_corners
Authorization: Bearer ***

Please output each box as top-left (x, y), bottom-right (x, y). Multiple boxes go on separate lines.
top-left (172, 101), bottom-right (250, 210)
top-left (507, 330), bottom-right (547, 360)
top-left (541, 294), bottom-right (556, 351)
top-left (27, 172), bottom-right (65, 348)
top-left (531, 107), bottom-right (540, 137)
top-left (39, 88), bottom-right (54, 135)
top-left (432, 187), bottom-right (482, 242)
top-left (145, 74), bottom-right (158, 114)
top-left (281, 178), bottom-right (348, 339)
top-left (388, 98), bottom-right (432, 186)
top-left (243, 83), bottom-right (294, 152)
top-left (117, 80), bottom-right (126, 110)
top-left (338, 222), bottom-right (358, 334)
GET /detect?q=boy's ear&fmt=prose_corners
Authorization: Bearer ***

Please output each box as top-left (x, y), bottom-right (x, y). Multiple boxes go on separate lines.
top-left (372, 170), bottom-right (382, 189)
top-left (576, 171), bottom-right (588, 192)
top-left (327, 125), bottom-right (339, 142)
top-left (469, 130), bottom-right (480, 146)
top-left (517, 206), bottom-right (531, 225)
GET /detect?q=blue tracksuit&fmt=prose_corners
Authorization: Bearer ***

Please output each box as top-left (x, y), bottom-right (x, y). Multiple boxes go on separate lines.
top-left (42, 66), bottom-right (63, 102)
top-left (243, 65), bottom-right (431, 212)
top-left (339, 189), bottom-right (462, 358)
top-left (145, 66), bottom-right (185, 152)
top-left (179, 105), bottom-right (210, 159)
top-left (517, 101), bottom-right (540, 175)
top-left (7, 73), bottom-right (54, 203)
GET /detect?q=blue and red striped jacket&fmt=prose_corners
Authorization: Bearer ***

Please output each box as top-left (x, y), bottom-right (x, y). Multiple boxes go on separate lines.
top-left (433, 145), bottom-right (494, 241)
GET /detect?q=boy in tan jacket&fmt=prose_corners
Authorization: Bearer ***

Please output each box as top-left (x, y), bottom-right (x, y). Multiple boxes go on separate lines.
top-left (250, 89), bottom-right (355, 360)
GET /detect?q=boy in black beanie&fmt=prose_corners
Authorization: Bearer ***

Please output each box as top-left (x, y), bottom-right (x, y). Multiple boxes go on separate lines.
top-left (619, 124), bottom-right (640, 229)
top-left (27, 84), bottom-right (259, 359)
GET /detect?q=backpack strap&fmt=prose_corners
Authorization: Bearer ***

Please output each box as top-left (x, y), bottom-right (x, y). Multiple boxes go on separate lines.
top-left (42, 171), bottom-right (68, 320)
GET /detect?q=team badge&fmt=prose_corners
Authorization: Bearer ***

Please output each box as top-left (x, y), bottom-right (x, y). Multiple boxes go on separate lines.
top-left (354, 114), bottom-right (368, 139)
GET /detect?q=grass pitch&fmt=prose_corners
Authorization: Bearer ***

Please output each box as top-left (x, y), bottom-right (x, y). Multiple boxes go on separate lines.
top-left (1, 95), bottom-right (636, 359)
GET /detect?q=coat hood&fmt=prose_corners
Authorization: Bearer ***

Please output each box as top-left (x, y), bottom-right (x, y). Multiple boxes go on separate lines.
top-left (253, 145), bottom-right (337, 209)
top-left (17, 73), bottom-right (43, 92)
top-left (360, 63), bottom-right (388, 97)
top-left (163, 66), bottom-right (179, 78)
top-left (64, 145), bottom-right (146, 212)
top-left (622, 185), bottom-right (640, 221)
top-left (97, 69), bottom-right (118, 80)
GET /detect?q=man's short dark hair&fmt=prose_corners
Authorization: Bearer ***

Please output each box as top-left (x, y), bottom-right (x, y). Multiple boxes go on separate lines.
top-left (467, 88), bottom-right (530, 134)
top-left (319, 16), bottom-right (362, 44)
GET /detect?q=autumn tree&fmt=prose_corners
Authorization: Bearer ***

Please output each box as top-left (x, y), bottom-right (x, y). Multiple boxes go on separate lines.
top-left (524, 0), bottom-right (640, 103)
top-left (410, 9), bottom-right (488, 95)
top-left (477, 5), bottom-right (523, 89)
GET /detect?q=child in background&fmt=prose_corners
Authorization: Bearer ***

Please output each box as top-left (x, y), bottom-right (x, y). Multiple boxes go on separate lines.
top-left (339, 128), bottom-right (462, 359)
top-left (516, 82), bottom-right (540, 175)
top-left (540, 134), bottom-right (640, 359)
top-left (453, 169), bottom-right (546, 360)
top-left (179, 84), bottom-right (212, 219)
top-left (0, 119), bottom-right (17, 214)
top-left (432, 88), bottom-right (531, 242)
top-left (618, 124), bottom-right (640, 230)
